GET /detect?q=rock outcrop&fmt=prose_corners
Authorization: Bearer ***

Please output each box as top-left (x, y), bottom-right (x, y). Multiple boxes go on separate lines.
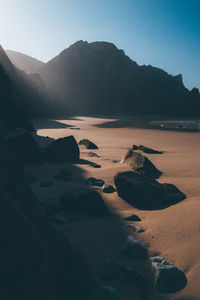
top-left (45, 135), bottom-right (80, 162)
top-left (5, 130), bottom-right (42, 163)
top-left (0, 141), bottom-right (96, 300)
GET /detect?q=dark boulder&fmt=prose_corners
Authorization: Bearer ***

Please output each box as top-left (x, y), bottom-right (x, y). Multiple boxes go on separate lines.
top-left (132, 145), bottom-right (163, 154)
top-left (0, 142), bottom-right (96, 300)
top-left (60, 189), bottom-right (109, 216)
top-left (121, 149), bottom-right (162, 178)
top-left (79, 139), bottom-right (98, 149)
top-left (151, 256), bottom-right (187, 293)
top-left (114, 171), bottom-right (186, 210)
top-left (5, 130), bottom-right (42, 163)
top-left (122, 235), bottom-right (149, 259)
top-left (45, 135), bottom-right (80, 162)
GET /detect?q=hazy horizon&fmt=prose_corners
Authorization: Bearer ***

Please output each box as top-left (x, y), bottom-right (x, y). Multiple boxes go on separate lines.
top-left (1, 0), bottom-right (200, 90)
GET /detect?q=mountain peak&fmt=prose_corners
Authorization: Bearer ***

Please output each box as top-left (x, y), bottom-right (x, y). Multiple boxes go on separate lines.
top-left (6, 50), bottom-right (44, 74)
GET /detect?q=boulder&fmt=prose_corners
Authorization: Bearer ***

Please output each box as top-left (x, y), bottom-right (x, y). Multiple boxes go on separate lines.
top-left (60, 189), bottom-right (109, 216)
top-left (87, 177), bottom-right (105, 187)
top-left (122, 214), bottom-right (141, 221)
top-left (121, 149), bottom-right (162, 178)
top-left (79, 139), bottom-right (98, 149)
top-left (122, 235), bottom-right (149, 259)
top-left (114, 171), bottom-right (186, 210)
top-left (132, 145), bottom-right (163, 154)
top-left (5, 129), bottom-right (42, 163)
top-left (45, 135), bottom-right (80, 162)
top-left (0, 141), bottom-right (96, 300)
top-left (151, 256), bottom-right (187, 293)
top-left (102, 184), bottom-right (116, 193)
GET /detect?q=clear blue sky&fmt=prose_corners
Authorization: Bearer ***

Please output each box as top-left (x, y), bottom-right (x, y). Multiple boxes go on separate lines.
top-left (1, 0), bottom-right (199, 90)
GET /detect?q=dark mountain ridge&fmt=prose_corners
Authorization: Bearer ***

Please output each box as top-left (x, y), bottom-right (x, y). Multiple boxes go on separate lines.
top-left (37, 40), bottom-right (200, 116)
top-left (4, 40), bottom-right (200, 117)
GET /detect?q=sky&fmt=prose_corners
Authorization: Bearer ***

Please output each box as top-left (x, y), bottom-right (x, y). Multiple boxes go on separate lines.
top-left (0, 0), bottom-right (199, 90)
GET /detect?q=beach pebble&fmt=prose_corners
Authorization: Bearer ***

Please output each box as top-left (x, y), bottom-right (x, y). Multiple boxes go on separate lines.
top-left (126, 224), bottom-right (145, 233)
top-left (87, 152), bottom-right (100, 157)
top-left (102, 184), bottom-right (115, 193)
top-left (122, 235), bottom-right (148, 259)
top-left (87, 177), bottom-right (105, 186)
top-left (123, 214), bottom-right (141, 221)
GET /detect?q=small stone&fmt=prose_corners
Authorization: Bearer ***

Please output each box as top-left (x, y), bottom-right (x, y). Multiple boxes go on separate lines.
top-left (90, 162), bottom-right (101, 168)
top-left (126, 224), bottom-right (145, 233)
top-left (87, 152), bottom-right (100, 158)
top-left (102, 184), bottom-right (115, 193)
top-left (87, 177), bottom-right (105, 187)
top-left (122, 235), bottom-right (149, 259)
top-left (123, 214), bottom-right (141, 222)
top-left (40, 180), bottom-right (54, 187)
top-left (79, 139), bottom-right (98, 149)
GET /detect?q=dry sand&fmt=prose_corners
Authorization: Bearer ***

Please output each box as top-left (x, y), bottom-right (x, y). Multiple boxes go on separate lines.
top-left (31, 116), bottom-right (200, 300)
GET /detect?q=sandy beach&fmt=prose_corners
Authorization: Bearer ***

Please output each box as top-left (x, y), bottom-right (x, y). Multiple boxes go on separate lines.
top-left (30, 116), bottom-right (200, 300)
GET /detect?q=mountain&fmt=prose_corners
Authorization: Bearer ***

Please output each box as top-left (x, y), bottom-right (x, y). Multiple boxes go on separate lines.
top-left (0, 64), bottom-right (32, 132)
top-left (6, 50), bottom-right (44, 74)
top-left (37, 40), bottom-right (200, 116)
top-left (0, 45), bottom-right (55, 118)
